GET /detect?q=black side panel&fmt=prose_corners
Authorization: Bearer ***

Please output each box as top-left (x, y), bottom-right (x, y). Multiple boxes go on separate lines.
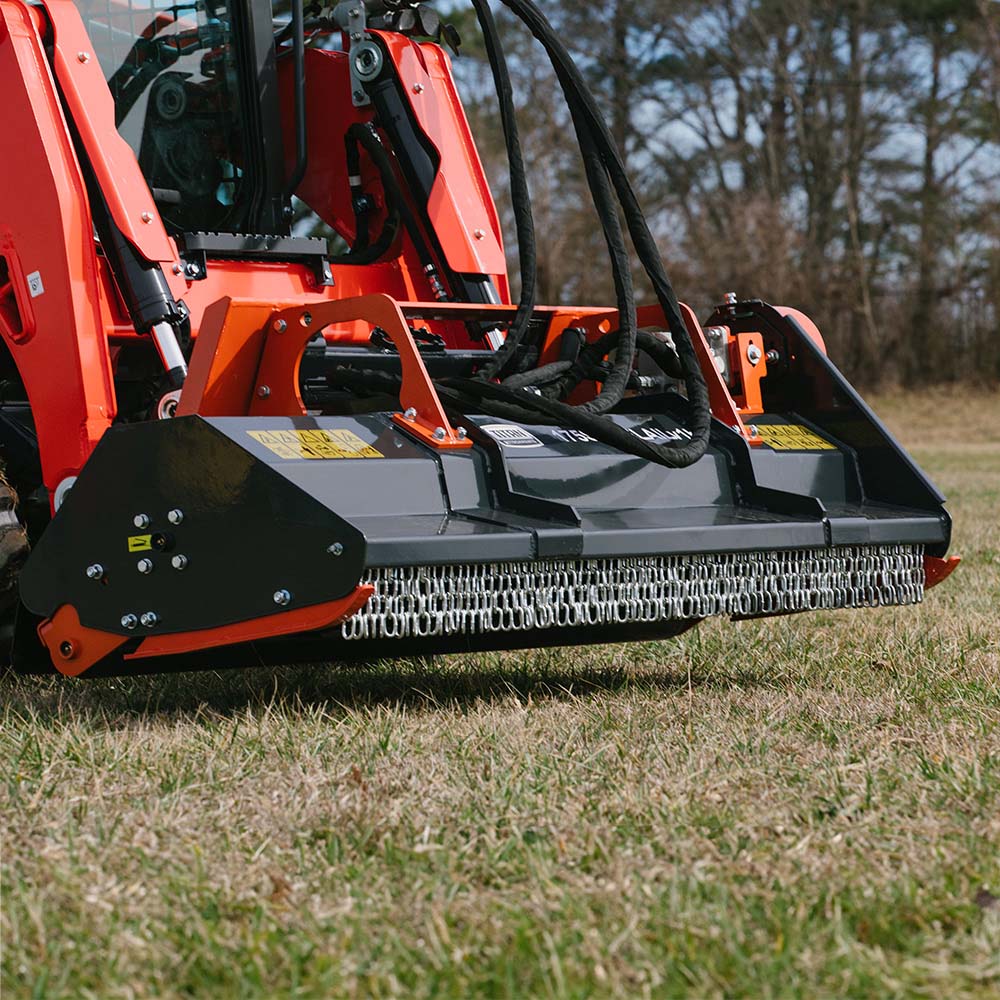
top-left (19, 418), bottom-right (366, 635)
top-left (706, 301), bottom-right (952, 555)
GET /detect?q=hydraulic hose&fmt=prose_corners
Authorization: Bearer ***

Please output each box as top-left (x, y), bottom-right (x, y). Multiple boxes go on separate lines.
top-left (494, 0), bottom-right (711, 467)
top-left (465, 0), bottom-right (711, 465)
top-left (469, 0), bottom-right (537, 381)
top-left (333, 0), bottom-right (711, 469)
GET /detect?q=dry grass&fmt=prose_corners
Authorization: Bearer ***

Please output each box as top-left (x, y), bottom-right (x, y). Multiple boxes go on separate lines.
top-left (2, 390), bottom-right (999, 999)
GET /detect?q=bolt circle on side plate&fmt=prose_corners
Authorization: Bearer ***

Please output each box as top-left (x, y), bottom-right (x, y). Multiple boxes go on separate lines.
top-left (274, 589), bottom-right (292, 606)
top-left (167, 509), bottom-right (184, 525)
top-left (137, 558), bottom-right (154, 574)
top-left (121, 614), bottom-right (138, 630)
top-left (140, 612), bottom-right (159, 628)
top-left (133, 513), bottom-right (150, 529)
top-left (86, 563), bottom-right (104, 580)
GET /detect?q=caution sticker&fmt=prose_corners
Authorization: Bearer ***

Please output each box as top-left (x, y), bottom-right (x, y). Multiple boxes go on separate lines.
top-left (128, 534), bottom-right (153, 552)
top-left (248, 429), bottom-right (384, 460)
top-left (755, 424), bottom-right (836, 452)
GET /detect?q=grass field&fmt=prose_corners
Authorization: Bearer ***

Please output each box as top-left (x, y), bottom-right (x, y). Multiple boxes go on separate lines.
top-left (2, 389), bottom-right (998, 999)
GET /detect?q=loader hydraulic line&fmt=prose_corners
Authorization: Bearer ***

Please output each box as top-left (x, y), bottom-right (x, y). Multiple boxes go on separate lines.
top-left (284, 0), bottom-right (307, 199)
top-left (74, 123), bottom-right (189, 389)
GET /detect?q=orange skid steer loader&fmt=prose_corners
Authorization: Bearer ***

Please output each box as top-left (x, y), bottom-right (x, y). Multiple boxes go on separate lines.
top-left (0, 0), bottom-right (957, 676)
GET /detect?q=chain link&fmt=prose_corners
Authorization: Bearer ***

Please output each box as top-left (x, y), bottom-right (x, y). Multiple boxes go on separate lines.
top-left (341, 545), bottom-right (925, 641)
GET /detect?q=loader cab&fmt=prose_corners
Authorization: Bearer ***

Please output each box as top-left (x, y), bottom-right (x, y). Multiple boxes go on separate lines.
top-left (77, 0), bottom-right (293, 236)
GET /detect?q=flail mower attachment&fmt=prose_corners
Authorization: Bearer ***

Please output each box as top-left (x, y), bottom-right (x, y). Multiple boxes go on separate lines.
top-left (0, 0), bottom-right (955, 676)
top-left (16, 298), bottom-right (951, 676)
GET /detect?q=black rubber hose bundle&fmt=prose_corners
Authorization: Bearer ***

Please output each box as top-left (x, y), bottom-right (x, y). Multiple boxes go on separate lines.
top-left (458, 0), bottom-right (710, 466)
top-left (469, 0), bottom-right (537, 381)
top-left (334, 0), bottom-right (712, 469)
top-left (491, 0), bottom-right (711, 465)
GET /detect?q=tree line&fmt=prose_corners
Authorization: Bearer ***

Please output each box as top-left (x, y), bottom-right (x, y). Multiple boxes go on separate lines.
top-left (449, 0), bottom-right (1000, 387)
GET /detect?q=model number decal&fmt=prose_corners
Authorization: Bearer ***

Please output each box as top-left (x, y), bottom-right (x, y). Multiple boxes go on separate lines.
top-left (248, 429), bottom-right (384, 460)
top-left (552, 426), bottom-right (694, 446)
top-left (755, 424), bottom-right (836, 451)
top-left (128, 535), bottom-right (153, 552)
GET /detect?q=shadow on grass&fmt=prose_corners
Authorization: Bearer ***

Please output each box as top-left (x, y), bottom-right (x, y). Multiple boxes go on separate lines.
top-left (0, 637), bottom-right (786, 725)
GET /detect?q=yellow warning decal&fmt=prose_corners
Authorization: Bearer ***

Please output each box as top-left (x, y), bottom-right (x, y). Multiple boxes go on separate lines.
top-left (248, 429), bottom-right (384, 460)
top-left (755, 424), bottom-right (837, 452)
top-left (128, 534), bottom-right (153, 552)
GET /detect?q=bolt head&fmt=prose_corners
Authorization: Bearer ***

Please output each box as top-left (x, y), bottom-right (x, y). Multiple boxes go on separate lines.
top-left (167, 509), bottom-right (184, 525)
top-left (273, 319), bottom-right (287, 334)
top-left (351, 31), bottom-right (363, 41)
top-left (140, 612), bottom-right (159, 628)
top-left (185, 263), bottom-right (199, 277)
top-left (747, 344), bottom-right (763, 366)
top-left (433, 427), bottom-right (447, 441)
top-left (354, 90), bottom-right (366, 101)
top-left (141, 212), bottom-right (153, 224)
top-left (172, 263), bottom-right (183, 275)
top-left (86, 563), bottom-right (104, 580)
top-left (724, 292), bottom-right (738, 306)
top-left (301, 312), bottom-right (313, 327)
top-left (59, 640), bottom-right (76, 660)
top-left (133, 514), bottom-right (150, 529)
top-left (766, 350), bottom-right (781, 364)
top-left (257, 385), bottom-right (271, 399)
top-left (404, 407), bottom-right (418, 422)
top-left (137, 558), bottom-right (154, 575)
top-left (171, 554), bottom-right (188, 571)
top-left (77, 51), bottom-right (90, 63)
top-left (349, 6), bottom-right (360, 15)
top-left (457, 426), bottom-right (468, 440)
top-left (413, 83), bottom-right (425, 94)
top-left (273, 589), bottom-right (292, 607)
top-left (328, 542), bottom-right (345, 557)
top-left (121, 614), bottom-right (138, 630)
top-left (474, 228), bottom-right (486, 241)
